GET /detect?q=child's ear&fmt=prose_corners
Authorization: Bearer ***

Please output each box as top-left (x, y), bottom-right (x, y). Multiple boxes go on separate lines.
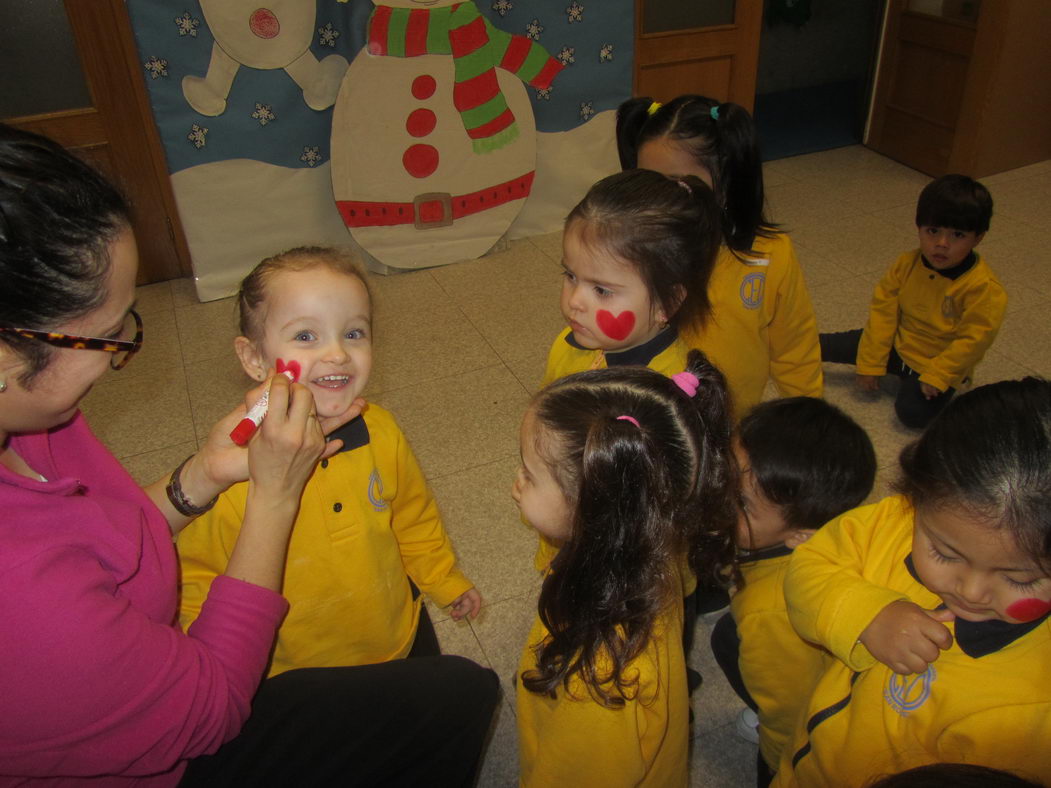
top-left (974, 231), bottom-right (986, 245)
top-left (234, 336), bottom-right (267, 382)
top-left (658, 285), bottom-right (688, 324)
top-left (785, 528), bottom-right (817, 549)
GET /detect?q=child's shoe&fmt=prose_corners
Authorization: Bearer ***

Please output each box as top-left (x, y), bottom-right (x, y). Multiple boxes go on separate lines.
top-left (735, 707), bottom-right (760, 744)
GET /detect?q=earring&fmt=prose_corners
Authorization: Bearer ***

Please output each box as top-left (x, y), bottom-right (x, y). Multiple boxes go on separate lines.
top-left (0, 377), bottom-right (6, 393)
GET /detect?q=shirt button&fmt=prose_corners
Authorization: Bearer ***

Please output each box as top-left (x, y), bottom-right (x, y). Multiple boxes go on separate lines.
top-left (333, 502), bottom-right (342, 513)
top-left (321, 459), bottom-right (329, 468)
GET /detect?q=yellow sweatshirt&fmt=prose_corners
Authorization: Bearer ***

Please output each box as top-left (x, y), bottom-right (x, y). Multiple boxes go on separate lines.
top-left (856, 250), bottom-right (1007, 392)
top-left (681, 234), bottom-right (822, 419)
top-left (517, 589), bottom-right (688, 787)
top-left (177, 404), bottom-right (473, 677)
top-left (732, 546), bottom-right (827, 772)
top-left (774, 496), bottom-right (1051, 787)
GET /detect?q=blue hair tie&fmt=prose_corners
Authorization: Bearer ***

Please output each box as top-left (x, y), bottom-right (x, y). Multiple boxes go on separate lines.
top-left (710, 105), bottom-right (720, 121)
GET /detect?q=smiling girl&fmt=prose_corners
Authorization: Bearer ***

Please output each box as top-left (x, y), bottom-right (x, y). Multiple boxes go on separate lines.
top-left (773, 377), bottom-right (1051, 787)
top-left (177, 247), bottom-right (481, 676)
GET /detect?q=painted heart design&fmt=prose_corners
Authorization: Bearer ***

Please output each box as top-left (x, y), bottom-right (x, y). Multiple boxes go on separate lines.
top-left (595, 309), bottom-right (636, 341)
top-left (276, 358), bottom-right (301, 383)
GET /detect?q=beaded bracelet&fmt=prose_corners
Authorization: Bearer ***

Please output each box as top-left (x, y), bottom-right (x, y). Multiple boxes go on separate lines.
top-left (166, 454), bottom-right (218, 517)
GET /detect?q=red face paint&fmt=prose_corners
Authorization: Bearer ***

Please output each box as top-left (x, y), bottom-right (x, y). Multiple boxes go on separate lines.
top-left (275, 358), bottom-right (301, 383)
top-left (1005, 597), bottom-right (1051, 623)
top-left (595, 309), bottom-right (636, 341)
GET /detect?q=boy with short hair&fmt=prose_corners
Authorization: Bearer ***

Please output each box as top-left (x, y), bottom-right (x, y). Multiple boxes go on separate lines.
top-left (711, 397), bottom-right (877, 787)
top-left (819, 174), bottom-right (1007, 429)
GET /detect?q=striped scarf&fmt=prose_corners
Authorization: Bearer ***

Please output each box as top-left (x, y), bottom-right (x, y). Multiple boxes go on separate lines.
top-left (368, 2), bottom-right (563, 153)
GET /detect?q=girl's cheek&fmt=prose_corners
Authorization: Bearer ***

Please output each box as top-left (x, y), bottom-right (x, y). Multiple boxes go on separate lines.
top-left (1005, 597), bottom-right (1051, 623)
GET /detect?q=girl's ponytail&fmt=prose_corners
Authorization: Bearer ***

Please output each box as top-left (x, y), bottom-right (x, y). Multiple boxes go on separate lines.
top-left (677, 349), bottom-right (738, 589)
top-left (711, 102), bottom-right (770, 253)
top-left (615, 96), bottom-right (658, 170)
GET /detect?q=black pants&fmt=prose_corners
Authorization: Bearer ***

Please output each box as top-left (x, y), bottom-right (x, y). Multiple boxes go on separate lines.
top-left (180, 655), bottom-right (499, 788)
top-left (819, 329), bottom-right (955, 429)
top-left (710, 612), bottom-right (757, 712)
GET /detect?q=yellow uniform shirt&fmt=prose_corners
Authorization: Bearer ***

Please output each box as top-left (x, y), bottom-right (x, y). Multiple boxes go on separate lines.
top-left (517, 589), bottom-right (688, 787)
top-left (857, 250), bottom-right (1007, 392)
top-left (682, 234), bottom-right (822, 419)
top-left (177, 404), bottom-right (473, 677)
top-left (774, 496), bottom-right (1051, 787)
top-left (732, 546), bottom-right (827, 772)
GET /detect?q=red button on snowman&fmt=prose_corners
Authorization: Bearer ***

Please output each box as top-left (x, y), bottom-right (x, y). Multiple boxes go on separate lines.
top-left (330, 0), bottom-right (563, 271)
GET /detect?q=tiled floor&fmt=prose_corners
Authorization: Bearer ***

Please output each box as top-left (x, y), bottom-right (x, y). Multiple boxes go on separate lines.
top-left (82, 146), bottom-right (1051, 786)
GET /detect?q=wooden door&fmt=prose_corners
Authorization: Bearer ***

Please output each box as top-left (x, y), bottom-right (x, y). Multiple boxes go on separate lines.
top-left (634, 0), bottom-right (763, 112)
top-left (3, 0), bottom-right (191, 284)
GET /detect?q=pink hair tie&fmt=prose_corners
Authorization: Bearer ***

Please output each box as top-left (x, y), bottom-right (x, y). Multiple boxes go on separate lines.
top-left (671, 371), bottom-right (699, 398)
top-left (616, 415), bottom-right (640, 428)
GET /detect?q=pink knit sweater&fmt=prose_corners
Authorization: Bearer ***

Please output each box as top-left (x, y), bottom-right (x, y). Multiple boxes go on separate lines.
top-left (0, 413), bottom-right (288, 786)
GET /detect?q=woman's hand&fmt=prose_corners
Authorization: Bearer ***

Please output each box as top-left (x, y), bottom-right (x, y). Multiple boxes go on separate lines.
top-left (858, 600), bottom-right (955, 674)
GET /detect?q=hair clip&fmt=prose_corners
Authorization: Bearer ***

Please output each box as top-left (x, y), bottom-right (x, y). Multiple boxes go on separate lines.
top-left (616, 415), bottom-right (640, 427)
top-left (647, 101), bottom-right (662, 116)
top-left (709, 105), bottom-right (720, 121)
top-left (672, 371), bottom-right (699, 398)
top-left (676, 178), bottom-right (692, 195)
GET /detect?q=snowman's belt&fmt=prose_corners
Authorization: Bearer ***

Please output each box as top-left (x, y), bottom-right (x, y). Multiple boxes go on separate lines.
top-left (337, 171), bottom-right (534, 230)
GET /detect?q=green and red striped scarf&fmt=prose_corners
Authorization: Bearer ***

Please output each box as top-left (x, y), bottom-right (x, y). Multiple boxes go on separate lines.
top-left (368, 2), bottom-right (563, 154)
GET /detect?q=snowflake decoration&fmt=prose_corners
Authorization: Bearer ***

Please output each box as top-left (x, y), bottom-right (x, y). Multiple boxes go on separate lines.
top-left (566, 2), bottom-right (584, 23)
top-left (535, 87), bottom-right (552, 100)
top-left (143, 56), bottom-right (168, 79)
top-left (252, 103), bottom-right (276, 126)
top-left (187, 124), bottom-right (208, 149)
top-left (557, 46), bottom-right (575, 66)
top-left (301, 146), bottom-right (322, 167)
top-left (318, 22), bottom-right (339, 47)
top-left (526, 18), bottom-right (544, 40)
top-left (579, 101), bottom-right (594, 121)
top-left (175, 12), bottom-right (199, 37)
top-left (492, 0), bottom-right (513, 16)
top-left (599, 43), bottom-right (614, 62)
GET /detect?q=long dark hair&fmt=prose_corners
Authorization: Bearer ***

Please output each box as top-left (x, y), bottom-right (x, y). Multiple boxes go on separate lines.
top-left (566, 168), bottom-right (721, 332)
top-left (0, 124), bottom-right (130, 384)
top-left (521, 350), bottom-right (737, 705)
top-left (895, 377), bottom-right (1051, 572)
top-left (616, 94), bottom-right (776, 255)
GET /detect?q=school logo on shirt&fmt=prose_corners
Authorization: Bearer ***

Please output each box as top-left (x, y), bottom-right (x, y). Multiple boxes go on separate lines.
top-left (367, 469), bottom-right (389, 512)
top-left (884, 664), bottom-right (935, 716)
top-left (941, 296), bottom-right (960, 320)
top-left (740, 272), bottom-right (765, 310)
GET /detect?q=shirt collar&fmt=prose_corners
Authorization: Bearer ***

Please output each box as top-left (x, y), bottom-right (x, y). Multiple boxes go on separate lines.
top-left (920, 251), bottom-right (977, 281)
top-left (327, 415), bottom-right (370, 455)
top-left (904, 554), bottom-right (1049, 657)
top-left (564, 326), bottom-right (679, 367)
top-left (739, 543), bottom-right (794, 564)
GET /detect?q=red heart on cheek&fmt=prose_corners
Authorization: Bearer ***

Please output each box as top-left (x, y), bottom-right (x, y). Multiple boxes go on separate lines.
top-left (275, 358), bottom-right (301, 383)
top-left (595, 309), bottom-right (636, 341)
top-left (1006, 597), bottom-right (1051, 623)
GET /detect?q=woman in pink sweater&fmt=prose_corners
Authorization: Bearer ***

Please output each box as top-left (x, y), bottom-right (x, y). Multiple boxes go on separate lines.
top-left (0, 125), bottom-right (496, 787)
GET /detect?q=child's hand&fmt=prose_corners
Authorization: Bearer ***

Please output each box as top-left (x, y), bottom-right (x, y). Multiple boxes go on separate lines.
top-left (856, 374), bottom-right (880, 392)
top-left (449, 588), bottom-right (483, 621)
top-left (920, 382), bottom-right (941, 400)
top-left (858, 600), bottom-right (955, 674)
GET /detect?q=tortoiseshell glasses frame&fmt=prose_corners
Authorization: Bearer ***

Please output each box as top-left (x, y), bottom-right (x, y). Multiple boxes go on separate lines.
top-left (0, 308), bottom-right (143, 370)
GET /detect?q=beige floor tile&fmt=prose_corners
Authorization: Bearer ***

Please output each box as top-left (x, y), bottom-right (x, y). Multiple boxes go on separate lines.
top-left (81, 370), bottom-right (196, 459)
top-left (174, 296), bottom-right (241, 364)
top-left (789, 246), bottom-right (853, 291)
top-left (429, 456), bottom-right (543, 608)
top-left (790, 213), bottom-right (915, 277)
top-left (103, 308), bottom-right (184, 385)
top-left (689, 615), bottom-right (751, 736)
top-left (370, 365), bottom-right (530, 480)
top-left (808, 275), bottom-right (878, 332)
top-left (170, 277), bottom-right (202, 308)
top-left (432, 614), bottom-right (490, 666)
top-left (120, 440), bottom-right (198, 486)
top-left (524, 230), bottom-right (564, 264)
top-left (184, 352), bottom-right (255, 443)
top-left (474, 699), bottom-right (519, 788)
top-left (468, 592), bottom-right (538, 707)
top-left (134, 280), bottom-right (174, 315)
top-left (995, 304), bottom-right (1051, 378)
top-left (973, 348), bottom-right (1043, 386)
top-left (687, 718), bottom-right (754, 787)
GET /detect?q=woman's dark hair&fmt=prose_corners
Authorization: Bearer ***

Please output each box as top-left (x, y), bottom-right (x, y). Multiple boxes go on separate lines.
top-left (915, 174), bottom-right (993, 235)
top-left (738, 397), bottom-right (876, 531)
top-left (894, 377), bottom-right (1051, 572)
top-left (566, 168), bottom-right (721, 331)
top-left (867, 763), bottom-right (1045, 788)
top-left (0, 124), bottom-right (131, 384)
top-left (521, 349), bottom-right (737, 706)
top-left (237, 245), bottom-right (371, 342)
top-left (616, 94), bottom-right (776, 254)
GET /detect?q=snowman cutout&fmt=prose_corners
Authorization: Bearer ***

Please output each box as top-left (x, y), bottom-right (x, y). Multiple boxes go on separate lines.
top-left (329, 0), bottom-right (562, 271)
top-left (183, 0), bottom-right (348, 116)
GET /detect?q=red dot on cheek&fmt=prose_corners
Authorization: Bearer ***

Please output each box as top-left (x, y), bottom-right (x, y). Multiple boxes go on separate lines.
top-left (1005, 597), bottom-right (1051, 623)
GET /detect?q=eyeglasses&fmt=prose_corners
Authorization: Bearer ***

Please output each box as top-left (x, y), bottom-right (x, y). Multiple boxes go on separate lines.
top-left (0, 308), bottom-right (143, 370)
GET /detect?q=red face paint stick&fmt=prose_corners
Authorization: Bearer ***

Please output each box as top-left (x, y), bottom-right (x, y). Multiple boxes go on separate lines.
top-left (229, 359), bottom-right (301, 446)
